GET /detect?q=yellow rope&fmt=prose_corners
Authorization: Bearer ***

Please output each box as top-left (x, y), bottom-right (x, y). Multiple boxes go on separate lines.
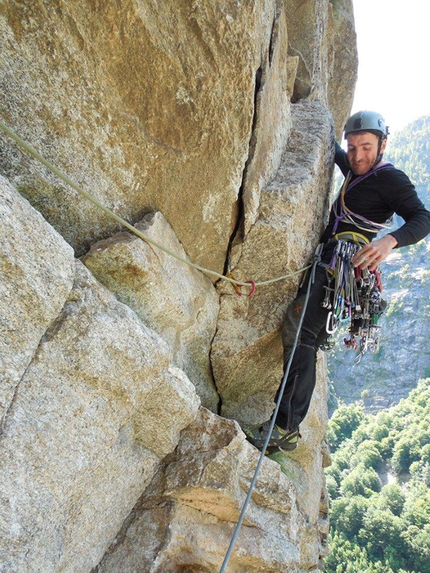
top-left (0, 119), bottom-right (311, 292)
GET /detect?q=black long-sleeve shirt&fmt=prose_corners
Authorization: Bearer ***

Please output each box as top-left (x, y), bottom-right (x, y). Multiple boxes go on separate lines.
top-left (321, 143), bottom-right (430, 247)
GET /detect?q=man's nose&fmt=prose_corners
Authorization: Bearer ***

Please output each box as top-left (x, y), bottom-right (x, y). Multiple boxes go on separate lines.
top-left (352, 149), bottom-right (364, 162)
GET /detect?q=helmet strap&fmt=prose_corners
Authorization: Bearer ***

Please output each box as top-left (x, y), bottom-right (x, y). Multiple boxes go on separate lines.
top-left (373, 136), bottom-right (386, 167)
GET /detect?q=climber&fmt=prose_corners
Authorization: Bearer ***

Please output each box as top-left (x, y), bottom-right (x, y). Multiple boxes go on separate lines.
top-left (244, 110), bottom-right (430, 454)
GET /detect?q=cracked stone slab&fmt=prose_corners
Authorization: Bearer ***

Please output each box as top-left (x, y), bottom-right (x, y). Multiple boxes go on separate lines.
top-left (0, 260), bottom-right (201, 573)
top-left (95, 408), bottom-right (309, 573)
top-left (212, 101), bottom-right (335, 426)
top-left (0, 175), bottom-right (75, 426)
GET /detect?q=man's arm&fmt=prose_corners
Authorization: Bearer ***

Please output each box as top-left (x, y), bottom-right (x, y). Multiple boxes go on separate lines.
top-left (353, 168), bottom-right (430, 269)
top-left (334, 141), bottom-right (350, 176)
top-left (380, 169), bottom-right (430, 248)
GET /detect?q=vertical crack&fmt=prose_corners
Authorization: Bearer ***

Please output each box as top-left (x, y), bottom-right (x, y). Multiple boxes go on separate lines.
top-left (223, 65), bottom-right (264, 276)
top-left (213, 67), bottom-right (264, 417)
top-left (222, 3), bottom-right (282, 276)
top-left (268, 3), bottom-right (282, 66)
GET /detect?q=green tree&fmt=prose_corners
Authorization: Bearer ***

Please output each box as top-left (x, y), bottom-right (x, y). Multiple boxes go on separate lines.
top-left (327, 403), bottom-right (365, 449)
top-left (392, 432), bottom-right (425, 474)
top-left (350, 440), bottom-right (383, 471)
top-left (326, 377), bottom-right (430, 572)
top-left (325, 532), bottom-right (371, 573)
top-left (340, 464), bottom-right (381, 498)
top-left (359, 507), bottom-right (406, 567)
top-left (376, 483), bottom-right (405, 517)
top-left (403, 488), bottom-right (430, 528)
top-left (402, 524), bottom-right (430, 573)
top-left (330, 495), bottom-right (371, 539)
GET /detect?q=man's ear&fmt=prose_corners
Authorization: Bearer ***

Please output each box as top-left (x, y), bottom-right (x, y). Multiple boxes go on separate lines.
top-left (380, 139), bottom-right (387, 154)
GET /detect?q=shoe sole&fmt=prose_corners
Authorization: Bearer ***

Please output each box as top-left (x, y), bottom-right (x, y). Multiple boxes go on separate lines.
top-left (244, 435), bottom-right (266, 450)
top-left (264, 443), bottom-right (298, 455)
top-left (267, 435), bottom-right (298, 450)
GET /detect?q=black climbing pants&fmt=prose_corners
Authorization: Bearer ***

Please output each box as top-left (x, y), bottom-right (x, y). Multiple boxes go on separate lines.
top-left (275, 243), bottom-right (335, 431)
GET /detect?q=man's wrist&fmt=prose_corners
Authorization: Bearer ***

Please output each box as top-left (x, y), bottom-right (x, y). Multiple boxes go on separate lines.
top-left (386, 234), bottom-right (399, 248)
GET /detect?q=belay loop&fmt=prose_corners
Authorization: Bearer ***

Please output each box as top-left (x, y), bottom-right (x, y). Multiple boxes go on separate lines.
top-left (323, 240), bottom-right (386, 363)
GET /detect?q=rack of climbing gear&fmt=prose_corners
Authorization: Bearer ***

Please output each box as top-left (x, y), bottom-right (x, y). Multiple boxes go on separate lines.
top-left (323, 239), bottom-right (386, 363)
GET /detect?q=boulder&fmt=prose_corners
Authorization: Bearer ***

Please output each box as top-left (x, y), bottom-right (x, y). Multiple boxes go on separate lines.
top-left (82, 211), bottom-right (220, 410)
top-left (95, 406), bottom-right (329, 573)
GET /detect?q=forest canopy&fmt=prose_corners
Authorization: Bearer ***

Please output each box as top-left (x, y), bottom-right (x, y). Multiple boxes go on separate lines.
top-left (325, 378), bottom-right (430, 573)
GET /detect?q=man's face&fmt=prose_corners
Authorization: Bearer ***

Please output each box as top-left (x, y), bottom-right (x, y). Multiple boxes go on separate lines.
top-left (346, 132), bottom-right (387, 175)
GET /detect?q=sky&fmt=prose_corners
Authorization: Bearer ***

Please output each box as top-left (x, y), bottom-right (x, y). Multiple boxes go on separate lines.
top-left (351, 0), bottom-right (430, 134)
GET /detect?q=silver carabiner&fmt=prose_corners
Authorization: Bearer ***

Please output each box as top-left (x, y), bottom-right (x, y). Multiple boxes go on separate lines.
top-left (326, 311), bottom-right (338, 335)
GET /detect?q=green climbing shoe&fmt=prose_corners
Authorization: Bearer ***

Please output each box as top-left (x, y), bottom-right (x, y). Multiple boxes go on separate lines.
top-left (243, 421), bottom-right (300, 452)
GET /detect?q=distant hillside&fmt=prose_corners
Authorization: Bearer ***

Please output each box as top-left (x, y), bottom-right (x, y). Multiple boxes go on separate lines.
top-left (387, 116), bottom-right (430, 190)
top-left (328, 116), bottom-right (430, 412)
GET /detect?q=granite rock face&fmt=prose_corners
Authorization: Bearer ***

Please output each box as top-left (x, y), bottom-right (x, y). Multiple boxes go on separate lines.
top-left (1, 186), bottom-right (201, 572)
top-left (82, 211), bottom-right (220, 411)
top-left (95, 399), bottom-right (330, 573)
top-left (1, 0), bottom-right (286, 273)
top-left (0, 175), bottom-right (75, 424)
top-left (0, 0), bottom-right (357, 571)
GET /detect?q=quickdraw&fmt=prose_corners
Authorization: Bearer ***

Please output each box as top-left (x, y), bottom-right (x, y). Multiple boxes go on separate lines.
top-left (324, 240), bottom-right (386, 363)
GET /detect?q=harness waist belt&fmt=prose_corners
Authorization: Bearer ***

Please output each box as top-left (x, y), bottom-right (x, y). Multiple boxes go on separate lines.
top-left (333, 231), bottom-right (370, 245)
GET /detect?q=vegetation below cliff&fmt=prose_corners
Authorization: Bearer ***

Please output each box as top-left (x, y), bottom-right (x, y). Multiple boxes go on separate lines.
top-left (325, 378), bottom-right (430, 572)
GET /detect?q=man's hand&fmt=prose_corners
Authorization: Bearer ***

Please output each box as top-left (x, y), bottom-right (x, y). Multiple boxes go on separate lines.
top-left (352, 234), bottom-right (398, 271)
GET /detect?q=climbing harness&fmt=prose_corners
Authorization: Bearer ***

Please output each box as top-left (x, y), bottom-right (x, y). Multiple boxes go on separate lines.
top-left (322, 236), bottom-right (386, 363)
top-left (0, 119), bottom-right (311, 295)
top-left (326, 160), bottom-right (395, 362)
top-left (219, 244), bottom-right (323, 573)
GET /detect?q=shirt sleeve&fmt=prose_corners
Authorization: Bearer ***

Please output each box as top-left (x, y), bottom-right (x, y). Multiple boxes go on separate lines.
top-left (381, 169), bottom-right (430, 248)
top-left (334, 141), bottom-right (350, 176)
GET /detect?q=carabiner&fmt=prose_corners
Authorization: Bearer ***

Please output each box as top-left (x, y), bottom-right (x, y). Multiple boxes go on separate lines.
top-left (325, 311), bottom-right (338, 335)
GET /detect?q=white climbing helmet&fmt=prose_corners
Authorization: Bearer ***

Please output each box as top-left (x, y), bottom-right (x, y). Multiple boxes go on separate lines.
top-left (344, 110), bottom-right (389, 140)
